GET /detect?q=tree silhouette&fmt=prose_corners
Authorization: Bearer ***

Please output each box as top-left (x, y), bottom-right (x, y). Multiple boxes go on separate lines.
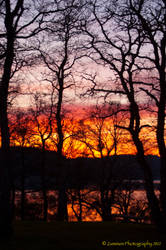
top-left (72, 105), bottom-right (126, 221)
top-left (29, 93), bottom-right (53, 221)
top-left (37, 0), bottom-right (85, 221)
top-left (0, 0), bottom-right (50, 238)
top-left (0, 0), bottom-right (73, 235)
top-left (127, 0), bottom-right (166, 227)
top-left (10, 110), bottom-right (33, 221)
top-left (81, 0), bottom-right (165, 229)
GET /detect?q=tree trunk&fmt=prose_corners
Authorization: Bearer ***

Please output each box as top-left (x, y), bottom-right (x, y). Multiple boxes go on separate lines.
top-left (20, 148), bottom-right (25, 221)
top-left (157, 96), bottom-right (166, 227)
top-left (57, 185), bottom-right (68, 221)
top-left (131, 0), bottom-right (166, 229)
top-left (0, 150), bottom-right (13, 239)
top-left (11, 182), bottom-right (16, 220)
top-left (100, 157), bottom-right (113, 221)
top-left (100, 191), bottom-right (112, 221)
top-left (128, 96), bottom-right (164, 230)
top-left (132, 133), bottom-right (164, 230)
top-left (160, 156), bottom-right (166, 224)
top-left (0, 83), bottom-right (13, 238)
top-left (41, 147), bottom-right (48, 221)
top-left (0, 11), bottom-right (15, 238)
top-left (56, 158), bottom-right (68, 221)
top-left (56, 74), bottom-right (68, 221)
top-left (78, 190), bottom-right (82, 221)
top-left (157, 51), bottom-right (166, 224)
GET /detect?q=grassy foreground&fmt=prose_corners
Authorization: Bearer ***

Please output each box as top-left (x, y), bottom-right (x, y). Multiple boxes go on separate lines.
top-left (1, 221), bottom-right (166, 250)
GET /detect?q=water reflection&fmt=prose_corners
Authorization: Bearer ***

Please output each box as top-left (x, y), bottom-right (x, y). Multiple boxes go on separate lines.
top-left (14, 187), bottom-right (159, 223)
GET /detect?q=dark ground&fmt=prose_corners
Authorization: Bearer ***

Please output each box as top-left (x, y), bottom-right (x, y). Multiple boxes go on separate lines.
top-left (1, 221), bottom-right (165, 250)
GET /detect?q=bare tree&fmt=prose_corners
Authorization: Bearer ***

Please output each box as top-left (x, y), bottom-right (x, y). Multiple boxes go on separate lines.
top-left (0, 0), bottom-right (74, 235)
top-left (37, 0), bottom-right (85, 221)
top-left (72, 105), bottom-right (126, 221)
top-left (81, 0), bottom-right (165, 229)
top-left (127, 0), bottom-right (166, 226)
top-left (9, 110), bottom-right (33, 221)
top-left (29, 93), bottom-right (53, 221)
top-left (0, 0), bottom-right (52, 238)
top-left (113, 180), bottom-right (148, 223)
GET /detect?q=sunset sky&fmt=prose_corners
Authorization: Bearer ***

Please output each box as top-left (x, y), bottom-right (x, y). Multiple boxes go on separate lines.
top-left (4, 0), bottom-right (164, 161)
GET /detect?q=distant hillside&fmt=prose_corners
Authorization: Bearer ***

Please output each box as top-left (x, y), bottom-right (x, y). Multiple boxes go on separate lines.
top-left (68, 155), bottom-right (160, 186)
top-left (0, 147), bottom-right (160, 189)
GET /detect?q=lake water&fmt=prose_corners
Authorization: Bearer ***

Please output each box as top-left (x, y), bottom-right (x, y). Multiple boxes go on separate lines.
top-left (14, 184), bottom-right (160, 222)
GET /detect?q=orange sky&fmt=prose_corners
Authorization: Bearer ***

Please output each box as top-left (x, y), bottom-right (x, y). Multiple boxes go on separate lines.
top-left (9, 104), bottom-right (160, 158)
